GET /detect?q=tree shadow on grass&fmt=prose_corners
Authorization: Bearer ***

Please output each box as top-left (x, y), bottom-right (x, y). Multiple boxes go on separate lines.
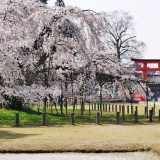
top-left (21, 108), bottom-right (41, 115)
top-left (0, 131), bottom-right (37, 139)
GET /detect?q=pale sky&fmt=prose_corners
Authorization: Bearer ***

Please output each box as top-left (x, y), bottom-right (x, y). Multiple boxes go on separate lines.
top-left (48, 0), bottom-right (160, 59)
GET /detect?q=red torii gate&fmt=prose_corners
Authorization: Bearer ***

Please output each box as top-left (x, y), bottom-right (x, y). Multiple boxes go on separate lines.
top-left (131, 58), bottom-right (160, 81)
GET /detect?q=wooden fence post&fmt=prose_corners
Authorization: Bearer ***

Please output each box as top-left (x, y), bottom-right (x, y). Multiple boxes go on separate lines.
top-left (151, 107), bottom-right (155, 118)
top-left (122, 105), bottom-right (125, 120)
top-left (134, 111), bottom-right (138, 123)
top-left (149, 110), bottom-right (153, 122)
top-left (116, 112), bottom-right (120, 124)
top-left (15, 113), bottom-right (20, 127)
top-left (153, 106), bottom-right (156, 117)
top-left (109, 104), bottom-right (111, 112)
top-left (112, 104), bottom-right (114, 112)
top-left (131, 106), bottom-right (134, 115)
top-left (119, 105), bottom-right (121, 113)
top-left (103, 104), bottom-right (105, 112)
top-left (115, 105), bottom-right (117, 112)
top-left (135, 106), bottom-right (138, 114)
top-left (153, 102), bottom-right (156, 117)
top-left (145, 106), bottom-right (147, 118)
top-left (159, 110), bottom-right (160, 121)
top-left (98, 103), bottom-right (100, 110)
top-left (127, 105), bottom-right (129, 114)
top-left (96, 112), bottom-right (100, 125)
top-left (94, 103), bottom-right (96, 111)
top-left (70, 113), bottom-right (74, 125)
top-left (105, 104), bottom-right (107, 112)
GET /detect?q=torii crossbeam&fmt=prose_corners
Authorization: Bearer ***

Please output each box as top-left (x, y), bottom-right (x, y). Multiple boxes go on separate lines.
top-left (131, 58), bottom-right (160, 81)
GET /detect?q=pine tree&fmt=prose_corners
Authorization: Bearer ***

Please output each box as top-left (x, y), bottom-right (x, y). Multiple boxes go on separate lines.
top-left (40, 0), bottom-right (48, 4)
top-left (55, 0), bottom-right (65, 7)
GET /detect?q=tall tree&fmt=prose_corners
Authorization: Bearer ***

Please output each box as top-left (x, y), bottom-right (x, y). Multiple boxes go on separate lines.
top-left (55, 0), bottom-right (65, 7)
top-left (105, 10), bottom-right (145, 62)
top-left (40, 0), bottom-right (48, 4)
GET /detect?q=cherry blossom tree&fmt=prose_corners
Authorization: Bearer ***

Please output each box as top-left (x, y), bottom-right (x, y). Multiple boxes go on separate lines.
top-left (0, 0), bottom-right (107, 102)
top-left (0, 0), bottom-right (145, 113)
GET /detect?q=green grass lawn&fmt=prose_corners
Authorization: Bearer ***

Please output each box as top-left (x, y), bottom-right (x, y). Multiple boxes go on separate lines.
top-left (0, 102), bottom-right (160, 127)
top-left (0, 102), bottom-right (160, 154)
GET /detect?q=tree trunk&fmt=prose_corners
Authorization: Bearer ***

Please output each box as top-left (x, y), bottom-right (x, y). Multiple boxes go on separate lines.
top-left (43, 97), bottom-right (47, 126)
top-left (54, 102), bottom-right (58, 115)
top-left (60, 94), bottom-right (63, 114)
top-left (100, 85), bottom-right (103, 117)
top-left (81, 94), bottom-right (84, 115)
top-left (65, 98), bottom-right (68, 114)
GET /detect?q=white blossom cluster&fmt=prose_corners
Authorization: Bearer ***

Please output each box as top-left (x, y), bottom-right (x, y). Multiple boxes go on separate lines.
top-left (0, 0), bottom-right (144, 103)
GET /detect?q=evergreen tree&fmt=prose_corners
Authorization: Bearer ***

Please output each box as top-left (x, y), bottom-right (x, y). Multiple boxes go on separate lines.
top-left (40, 0), bottom-right (48, 4)
top-left (55, 0), bottom-right (65, 7)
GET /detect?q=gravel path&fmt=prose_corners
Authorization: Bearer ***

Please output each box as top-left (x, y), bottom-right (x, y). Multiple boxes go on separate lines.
top-left (0, 152), bottom-right (159, 160)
